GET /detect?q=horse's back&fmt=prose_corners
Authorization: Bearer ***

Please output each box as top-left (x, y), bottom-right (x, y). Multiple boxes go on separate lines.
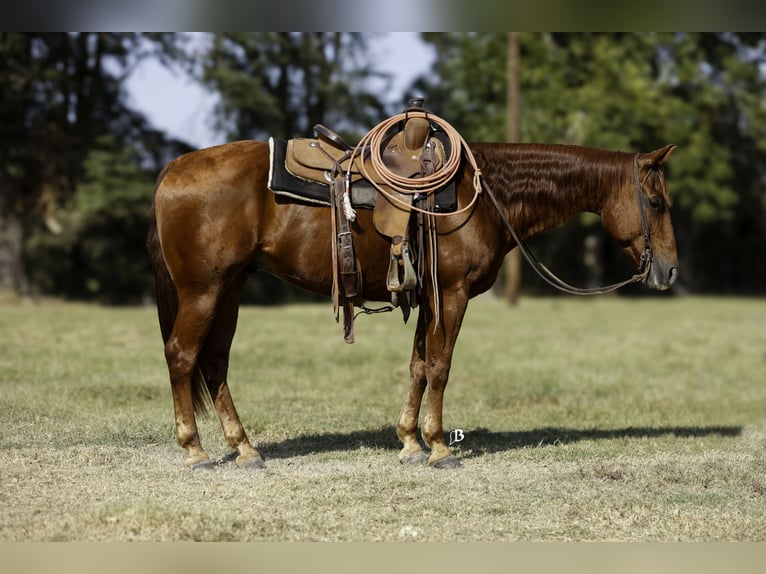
top-left (157, 140), bottom-right (269, 203)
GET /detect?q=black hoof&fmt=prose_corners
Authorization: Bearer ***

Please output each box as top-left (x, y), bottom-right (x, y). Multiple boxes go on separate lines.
top-left (237, 456), bottom-right (267, 469)
top-left (400, 451), bottom-right (429, 465)
top-left (189, 459), bottom-right (218, 470)
top-left (216, 451), bottom-right (239, 465)
top-left (432, 456), bottom-right (462, 469)
top-left (210, 451), bottom-right (266, 469)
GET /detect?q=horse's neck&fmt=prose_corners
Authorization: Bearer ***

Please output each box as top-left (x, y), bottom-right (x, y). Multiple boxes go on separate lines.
top-left (473, 143), bottom-right (624, 240)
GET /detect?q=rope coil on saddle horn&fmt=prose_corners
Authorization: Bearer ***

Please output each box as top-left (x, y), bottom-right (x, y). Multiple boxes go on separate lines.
top-left (345, 111), bottom-right (484, 217)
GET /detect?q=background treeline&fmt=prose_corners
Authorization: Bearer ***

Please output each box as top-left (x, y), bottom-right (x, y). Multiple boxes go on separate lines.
top-left (1, 32), bottom-right (764, 304)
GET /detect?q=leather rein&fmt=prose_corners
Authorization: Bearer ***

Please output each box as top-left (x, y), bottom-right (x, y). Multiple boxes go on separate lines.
top-left (482, 153), bottom-right (654, 296)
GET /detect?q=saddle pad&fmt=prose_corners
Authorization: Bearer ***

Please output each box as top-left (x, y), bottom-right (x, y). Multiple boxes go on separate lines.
top-left (267, 137), bottom-right (457, 212)
top-left (269, 138), bottom-right (377, 208)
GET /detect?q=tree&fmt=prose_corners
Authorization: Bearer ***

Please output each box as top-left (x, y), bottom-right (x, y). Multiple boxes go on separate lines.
top-left (201, 32), bottom-right (389, 141)
top-left (411, 33), bottom-right (508, 141)
top-left (656, 33), bottom-right (766, 292)
top-left (25, 136), bottom-right (158, 303)
top-left (0, 32), bottom-right (190, 301)
top-left (503, 32), bottom-right (522, 305)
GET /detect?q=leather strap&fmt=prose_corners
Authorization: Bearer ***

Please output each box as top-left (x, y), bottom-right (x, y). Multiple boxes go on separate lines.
top-left (333, 175), bottom-right (358, 344)
top-left (314, 123), bottom-right (352, 151)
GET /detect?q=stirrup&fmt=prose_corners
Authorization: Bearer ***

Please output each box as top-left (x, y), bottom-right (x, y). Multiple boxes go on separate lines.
top-left (400, 243), bottom-right (417, 291)
top-left (386, 242), bottom-right (417, 293)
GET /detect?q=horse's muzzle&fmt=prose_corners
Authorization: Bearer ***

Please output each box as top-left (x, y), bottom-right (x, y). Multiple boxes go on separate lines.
top-left (645, 258), bottom-right (678, 291)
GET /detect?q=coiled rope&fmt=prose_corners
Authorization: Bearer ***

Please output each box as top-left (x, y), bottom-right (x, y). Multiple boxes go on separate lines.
top-left (344, 110), bottom-right (483, 217)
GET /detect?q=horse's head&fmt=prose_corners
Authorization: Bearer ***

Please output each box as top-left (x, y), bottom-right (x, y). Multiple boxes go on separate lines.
top-left (602, 144), bottom-right (679, 291)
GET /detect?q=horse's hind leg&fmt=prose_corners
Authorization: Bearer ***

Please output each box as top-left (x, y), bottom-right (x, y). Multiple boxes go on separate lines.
top-left (198, 278), bottom-right (265, 469)
top-left (165, 287), bottom-right (220, 468)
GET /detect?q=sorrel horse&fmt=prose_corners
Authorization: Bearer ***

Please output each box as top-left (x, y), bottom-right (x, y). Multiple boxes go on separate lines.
top-left (147, 140), bottom-right (678, 469)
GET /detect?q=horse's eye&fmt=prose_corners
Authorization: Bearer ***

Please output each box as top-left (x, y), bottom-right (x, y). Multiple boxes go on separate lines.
top-left (648, 196), bottom-right (664, 211)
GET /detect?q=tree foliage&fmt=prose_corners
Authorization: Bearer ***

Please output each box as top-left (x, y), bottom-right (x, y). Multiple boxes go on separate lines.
top-left (0, 32), bottom-right (189, 302)
top-left (200, 32), bottom-right (388, 141)
top-left (25, 136), bottom-right (158, 302)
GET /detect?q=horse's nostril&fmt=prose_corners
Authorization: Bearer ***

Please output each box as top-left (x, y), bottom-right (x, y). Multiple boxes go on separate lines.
top-left (668, 266), bottom-right (678, 285)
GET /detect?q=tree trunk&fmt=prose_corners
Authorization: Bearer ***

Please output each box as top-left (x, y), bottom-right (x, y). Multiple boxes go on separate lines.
top-left (0, 201), bottom-right (27, 302)
top-left (503, 32), bottom-right (522, 305)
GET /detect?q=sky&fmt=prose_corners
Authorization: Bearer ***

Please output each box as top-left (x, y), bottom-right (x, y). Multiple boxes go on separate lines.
top-left (125, 33), bottom-right (435, 149)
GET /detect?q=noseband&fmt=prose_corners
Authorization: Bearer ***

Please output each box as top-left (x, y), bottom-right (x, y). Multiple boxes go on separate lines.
top-left (484, 152), bottom-right (653, 296)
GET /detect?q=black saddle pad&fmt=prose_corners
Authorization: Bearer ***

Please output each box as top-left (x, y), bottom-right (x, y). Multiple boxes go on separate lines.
top-left (267, 137), bottom-right (457, 212)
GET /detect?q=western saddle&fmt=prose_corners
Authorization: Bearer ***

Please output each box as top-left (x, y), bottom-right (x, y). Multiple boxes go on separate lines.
top-left (276, 98), bottom-right (451, 343)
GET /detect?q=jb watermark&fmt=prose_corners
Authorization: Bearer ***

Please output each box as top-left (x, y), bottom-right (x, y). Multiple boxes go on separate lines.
top-left (448, 428), bottom-right (465, 446)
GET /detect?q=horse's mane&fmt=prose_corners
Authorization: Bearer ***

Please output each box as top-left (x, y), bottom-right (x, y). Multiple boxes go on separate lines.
top-left (469, 142), bottom-right (641, 226)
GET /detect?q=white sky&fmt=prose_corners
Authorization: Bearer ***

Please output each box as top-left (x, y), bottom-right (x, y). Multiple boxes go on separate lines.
top-left (125, 33), bottom-right (435, 148)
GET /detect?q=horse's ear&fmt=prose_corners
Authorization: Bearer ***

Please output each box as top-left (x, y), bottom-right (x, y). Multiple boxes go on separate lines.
top-left (640, 144), bottom-right (677, 167)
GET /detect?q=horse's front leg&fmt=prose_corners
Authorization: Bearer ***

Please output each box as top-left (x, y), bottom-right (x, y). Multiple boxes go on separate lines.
top-left (397, 311), bottom-right (429, 465)
top-left (421, 355), bottom-right (461, 467)
top-left (397, 289), bottom-right (468, 469)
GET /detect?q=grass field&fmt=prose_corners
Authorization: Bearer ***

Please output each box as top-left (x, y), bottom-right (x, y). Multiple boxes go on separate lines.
top-left (1, 295), bottom-right (764, 541)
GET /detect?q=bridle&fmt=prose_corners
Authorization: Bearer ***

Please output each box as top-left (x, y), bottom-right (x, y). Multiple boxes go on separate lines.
top-left (483, 153), bottom-right (654, 296)
top-left (632, 153), bottom-right (654, 277)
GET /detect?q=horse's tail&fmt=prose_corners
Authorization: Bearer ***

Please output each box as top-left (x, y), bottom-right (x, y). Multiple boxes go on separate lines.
top-left (147, 165), bottom-right (211, 415)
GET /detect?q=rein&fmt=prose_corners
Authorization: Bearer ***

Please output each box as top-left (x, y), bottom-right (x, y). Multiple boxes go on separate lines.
top-left (482, 153), bottom-right (653, 296)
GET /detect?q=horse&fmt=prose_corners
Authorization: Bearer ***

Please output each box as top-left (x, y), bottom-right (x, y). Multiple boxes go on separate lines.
top-left (147, 139), bottom-right (679, 469)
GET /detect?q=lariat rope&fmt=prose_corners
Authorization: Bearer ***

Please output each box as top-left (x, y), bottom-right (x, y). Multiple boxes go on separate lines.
top-left (345, 111), bottom-right (483, 217)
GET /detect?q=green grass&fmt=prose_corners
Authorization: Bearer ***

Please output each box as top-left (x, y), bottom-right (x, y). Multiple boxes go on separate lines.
top-left (1, 296), bottom-right (764, 541)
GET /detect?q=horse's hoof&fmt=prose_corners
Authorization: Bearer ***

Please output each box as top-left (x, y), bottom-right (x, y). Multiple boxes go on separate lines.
top-left (188, 459), bottom-right (218, 470)
top-left (236, 455), bottom-right (267, 469)
top-left (183, 452), bottom-right (213, 469)
top-left (216, 451), bottom-right (239, 465)
top-left (431, 455), bottom-right (462, 470)
top-left (400, 451), bottom-right (429, 465)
